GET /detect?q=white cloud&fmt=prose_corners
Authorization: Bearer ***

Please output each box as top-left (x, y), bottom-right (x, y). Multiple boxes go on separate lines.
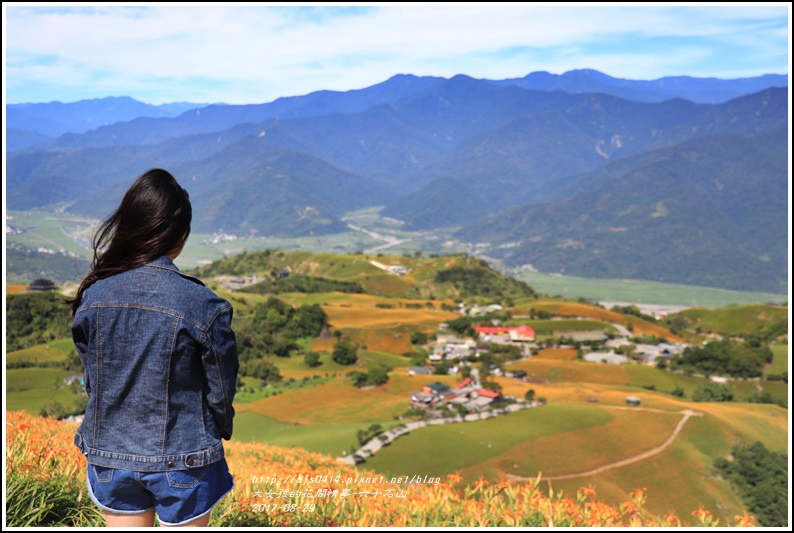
top-left (4, 4), bottom-right (789, 103)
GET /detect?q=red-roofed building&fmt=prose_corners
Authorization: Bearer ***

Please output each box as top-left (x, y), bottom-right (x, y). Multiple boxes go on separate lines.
top-left (454, 378), bottom-right (472, 389)
top-left (474, 325), bottom-right (535, 341)
top-left (475, 388), bottom-right (502, 399)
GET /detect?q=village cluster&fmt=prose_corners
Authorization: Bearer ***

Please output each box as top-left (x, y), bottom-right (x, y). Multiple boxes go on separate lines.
top-left (405, 302), bottom-right (691, 415)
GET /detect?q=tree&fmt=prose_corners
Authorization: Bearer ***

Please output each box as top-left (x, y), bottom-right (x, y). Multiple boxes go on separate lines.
top-left (347, 371), bottom-right (368, 388)
top-left (525, 389), bottom-right (536, 402)
top-left (714, 442), bottom-right (788, 526)
top-left (410, 331), bottom-right (429, 345)
top-left (332, 341), bottom-right (358, 366)
top-left (670, 385), bottom-right (686, 398)
top-left (304, 351), bottom-right (322, 368)
top-left (366, 367), bottom-right (390, 387)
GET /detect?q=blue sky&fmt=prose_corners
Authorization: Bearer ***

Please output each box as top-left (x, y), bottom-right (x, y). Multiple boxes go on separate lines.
top-left (4, 4), bottom-right (790, 105)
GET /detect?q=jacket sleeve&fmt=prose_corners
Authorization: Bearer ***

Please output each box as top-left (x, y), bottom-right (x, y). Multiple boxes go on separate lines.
top-left (202, 305), bottom-right (239, 440)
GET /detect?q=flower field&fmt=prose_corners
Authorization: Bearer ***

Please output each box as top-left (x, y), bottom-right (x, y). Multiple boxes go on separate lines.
top-left (6, 411), bottom-right (753, 527)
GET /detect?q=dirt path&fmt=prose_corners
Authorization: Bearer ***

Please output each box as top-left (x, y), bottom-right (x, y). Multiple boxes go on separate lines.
top-left (506, 408), bottom-right (702, 483)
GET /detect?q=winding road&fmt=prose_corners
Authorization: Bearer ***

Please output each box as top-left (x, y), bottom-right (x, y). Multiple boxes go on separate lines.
top-left (506, 408), bottom-right (702, 483)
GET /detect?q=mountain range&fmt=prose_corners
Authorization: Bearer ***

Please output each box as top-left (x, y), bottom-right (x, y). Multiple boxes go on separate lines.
top-left (5, 69), bottom-right (789, 293)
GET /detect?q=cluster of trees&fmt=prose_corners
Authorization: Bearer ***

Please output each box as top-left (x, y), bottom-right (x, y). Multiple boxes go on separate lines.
top-left (347, 367), bottom-right (389, 388)
top-left (237, 297), bottom-right (329, 382)
top-left (611, 305), bottom-right (657, 323)
top-left (242, 274), bottom-right (364, 295)
top-left (6, 293), bottom-right (72, 352)
top-left (691, 383), bottom-right (734, 402)
top-left (434, 265), bottom-right (536, 300)
top-left (670, 339), bottom-right (772, 378)
top-left (714, 442), bottom-right (788, 527)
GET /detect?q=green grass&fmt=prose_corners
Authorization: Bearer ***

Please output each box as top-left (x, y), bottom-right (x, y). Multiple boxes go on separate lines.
top-left (626, 365), bottom-right (717, 397)
top-left (356, 350), bottom-right (413, 369)
top-left (626, 365), bottom-right (788, 406)
top-left (234, 375), bottom-right (332, 404)
top-left (662, 305), bottom-right (787, 336)
top-left (5, 368), bottom-right (83, 414)
top-left (364, 405), bottom-right (613, 479)
top-left (6, 339), bottom-right (75, 365)
top-left (511, 270), bottom-right (787, 307)
top-left (767, 344), bottom-right (789, 375)
top-left (232, 411), bottom-right (399, 456)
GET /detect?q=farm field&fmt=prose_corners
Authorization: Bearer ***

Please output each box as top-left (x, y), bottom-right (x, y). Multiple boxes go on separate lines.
top-left (237, 374), bottom-right (459, 424)
top-left (364, 405), bottom-right (614, 480)
top-left (6, 209), bottom-right (95, 259)
top-left (453, 407), bottom-right (682, 479)
top-left (511, 269), bottom-right (787, 307)
top-left (6, 284), bottom-right (28, 295)
top-left (518, 301), bottom-right (686, 341)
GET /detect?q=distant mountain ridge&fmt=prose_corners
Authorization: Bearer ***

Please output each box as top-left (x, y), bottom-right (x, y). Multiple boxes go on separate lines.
top-left (9, 69), bottom-right (786, 152)
top-left (5, 69), bottom-right (789, 293)
top-left (6, 97), bottom-right (207, 149)
top-left (490, 69), bottom-right (788, 104)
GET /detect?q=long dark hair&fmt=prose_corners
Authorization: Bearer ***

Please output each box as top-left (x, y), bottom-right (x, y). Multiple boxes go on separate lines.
top-left (69, 169), bottom-right (192, 317)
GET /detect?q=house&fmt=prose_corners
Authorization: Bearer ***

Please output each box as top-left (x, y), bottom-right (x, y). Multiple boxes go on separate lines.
top-left (583, 352), bottom-right (629, 365)
top-left (606, 338), bottom-right (633, 349)
top-left (454, 378), bottom-right (473, 390)
top-left (565, 331), bottom-right (608, 342)
top-left (27, 279), bottom-right (56, 292)
top-left (410, 392), bottom-right (434, 405)
top-left (64, 374), bottom-right (85, 386)
top-left (423, 382), bottom-right (452, 396)
top-left (508, 326), bottom-right (536, 342)
top-left (626, 396), bottom-right (641, 407)
top-left (468, 304), bottom-right (504, 317)
top-left (408, 366), bottom-right (433, 376)
top-left (474, 388), bottom-right (503, 401)
top-left (387, 265), bottom-right (408, 276)
top-left (474, 326), bottom-right (536, 342)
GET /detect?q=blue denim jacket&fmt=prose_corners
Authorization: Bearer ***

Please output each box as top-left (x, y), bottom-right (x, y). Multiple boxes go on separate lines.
top-left (71, 256), bottom-right (239, 472)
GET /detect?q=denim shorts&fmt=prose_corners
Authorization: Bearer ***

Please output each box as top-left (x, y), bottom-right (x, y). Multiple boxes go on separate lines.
top-left (86, 457), bottom-right (235, 526)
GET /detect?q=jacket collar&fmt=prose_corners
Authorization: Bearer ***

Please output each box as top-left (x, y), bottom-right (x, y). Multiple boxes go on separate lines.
top-left (146, 255), bottom-right (206, 287)
top-left (147, 255), bottom-right (180, 273)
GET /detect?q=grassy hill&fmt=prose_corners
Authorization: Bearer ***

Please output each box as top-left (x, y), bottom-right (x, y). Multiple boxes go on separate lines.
top-left (661, 304), bottom-right (788, 337)
top-left (191, 249), bottom-right (536, 301)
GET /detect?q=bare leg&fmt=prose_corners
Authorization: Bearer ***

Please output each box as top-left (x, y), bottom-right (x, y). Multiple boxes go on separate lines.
top-left (104, 508), bottom-right (156, 527)
top-left (161, 512), bottom-right (211, 527)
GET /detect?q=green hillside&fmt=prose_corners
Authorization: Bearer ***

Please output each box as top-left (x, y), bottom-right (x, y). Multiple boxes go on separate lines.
top-left (458, 130), bottom-right (788, 294)
top-left (661, 304), bottom-right (788, 337)
top-left (191, 249), bottom-right (536, 301)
